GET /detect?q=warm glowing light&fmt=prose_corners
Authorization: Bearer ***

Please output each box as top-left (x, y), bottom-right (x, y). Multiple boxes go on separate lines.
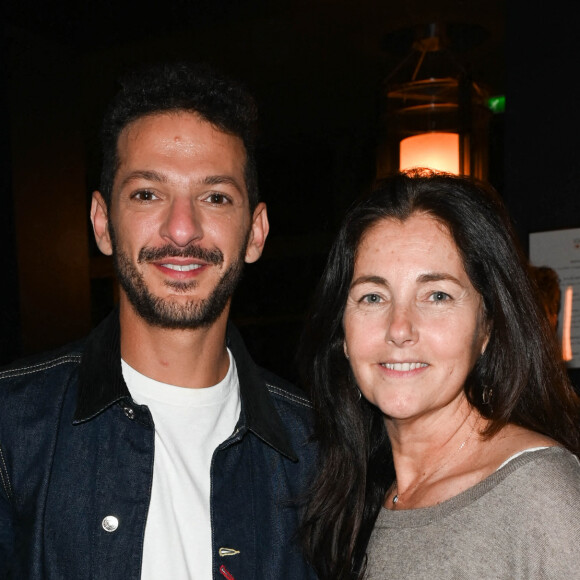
top-left (562, 285), bottom-right (573, 362)
top-left (400, 132), bottom-right (460, 174)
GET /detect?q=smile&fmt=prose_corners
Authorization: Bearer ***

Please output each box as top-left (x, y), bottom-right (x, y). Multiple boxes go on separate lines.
top-left (381, 362), bottom-right (428, 371)
top-left (160, 263), bottom-right (204, 272)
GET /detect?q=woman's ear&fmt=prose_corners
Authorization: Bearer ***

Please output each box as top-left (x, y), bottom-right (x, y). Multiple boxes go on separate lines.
top-left (480, 322), bottom-right (491, 356)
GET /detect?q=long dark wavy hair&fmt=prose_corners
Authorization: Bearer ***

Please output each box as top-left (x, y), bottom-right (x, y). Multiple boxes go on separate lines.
top-left (298, 170), bottom-right (580, 579)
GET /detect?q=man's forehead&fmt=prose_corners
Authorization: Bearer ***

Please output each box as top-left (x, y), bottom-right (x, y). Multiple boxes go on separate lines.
top-left (113, 111), bottom-right (247, 171)
top-left (118, 110), bottom-right (241, 146)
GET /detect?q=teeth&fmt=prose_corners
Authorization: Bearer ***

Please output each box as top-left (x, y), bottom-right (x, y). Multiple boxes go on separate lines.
top-left (162, 263), bottom-right (203, 272)
top-left (382, 362), bottom-right (428, 371)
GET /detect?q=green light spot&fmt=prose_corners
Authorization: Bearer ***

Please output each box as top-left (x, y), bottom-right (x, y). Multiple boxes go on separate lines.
top-left (487, 95), bottom-right (505, 113)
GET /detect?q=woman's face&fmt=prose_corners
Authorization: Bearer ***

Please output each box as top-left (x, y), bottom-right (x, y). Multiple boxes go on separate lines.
top-left (343, 213), bottom-right (488, 425)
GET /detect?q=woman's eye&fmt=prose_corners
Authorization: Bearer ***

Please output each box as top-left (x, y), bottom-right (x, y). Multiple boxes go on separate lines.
top-left (361, 293), bottom-right (382, 304)
top-left (430, 291), bottom-right (451, 302)
top-left (204, 193), bottom-right (231, 205)
top-left (132, 190), bottom-right (158, 201)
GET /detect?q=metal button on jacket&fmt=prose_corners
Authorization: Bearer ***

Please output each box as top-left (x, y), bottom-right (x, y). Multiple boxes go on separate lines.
top-left (102, 515), bottom-right (119, 532)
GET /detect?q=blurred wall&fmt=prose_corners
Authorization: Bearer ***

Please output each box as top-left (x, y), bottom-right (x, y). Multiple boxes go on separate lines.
top-left (505, 2), bottom-right (580, 389)
top-left (5, 28), bottom-right (91, 357)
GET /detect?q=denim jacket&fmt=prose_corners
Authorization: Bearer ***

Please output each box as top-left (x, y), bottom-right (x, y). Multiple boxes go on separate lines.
top-left (0, 311), bottom-right (317, 579)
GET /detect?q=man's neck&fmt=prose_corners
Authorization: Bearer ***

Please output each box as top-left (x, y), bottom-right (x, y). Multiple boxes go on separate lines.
top-left (119, 301), bottom-right (231, 389)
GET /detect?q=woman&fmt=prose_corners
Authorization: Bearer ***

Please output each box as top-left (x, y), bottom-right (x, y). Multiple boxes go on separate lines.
top-left (299, 170), bottom-right (580, 579)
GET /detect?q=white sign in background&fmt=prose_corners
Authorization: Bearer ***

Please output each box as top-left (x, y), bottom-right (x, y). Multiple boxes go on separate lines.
top-left (529, 228), bottom-right (580, 369)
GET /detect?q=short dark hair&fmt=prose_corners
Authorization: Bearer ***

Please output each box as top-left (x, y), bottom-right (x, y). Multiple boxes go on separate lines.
top-left (99, 61), bottom-right (259, 211)
top-left (299, 170), bottom-right (580, 579)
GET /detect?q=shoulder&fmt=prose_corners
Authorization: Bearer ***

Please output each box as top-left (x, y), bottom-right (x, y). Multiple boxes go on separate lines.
top-left (261, 368), bottom-right (313, 411)
top-left (0, 346), bottom-right (82, 380)
top-left (515, 446), bottom-right (580, 489)
top-left (494, 448), bottom-right (580, 572)
top-left (260, 368), bottom-right (314, 443)
top-left (495, 447), bottom-right (580, 515)
top-left (0, 340), bottom-right (84, 404)
top-left (508, 446), bottom-right (580, 479)
top-left (256, 367), bottom-right (316, 462)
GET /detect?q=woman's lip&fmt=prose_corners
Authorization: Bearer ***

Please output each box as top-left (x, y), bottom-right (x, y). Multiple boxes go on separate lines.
top-left (379, 362), bottom-right (429, 371)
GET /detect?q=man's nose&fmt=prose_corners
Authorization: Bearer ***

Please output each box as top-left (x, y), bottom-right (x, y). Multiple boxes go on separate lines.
top-left (160, 198), bottom-right (203, 247)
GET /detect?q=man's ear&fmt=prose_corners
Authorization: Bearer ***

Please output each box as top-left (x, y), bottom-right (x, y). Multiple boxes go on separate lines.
top-left (91, 191), bottom-right (113, 256)
top-left (245, 202), bottom-right (269, 264)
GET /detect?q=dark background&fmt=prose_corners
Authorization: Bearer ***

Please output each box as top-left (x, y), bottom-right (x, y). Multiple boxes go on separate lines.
top-left (1, 1), bottom-right (579, 387)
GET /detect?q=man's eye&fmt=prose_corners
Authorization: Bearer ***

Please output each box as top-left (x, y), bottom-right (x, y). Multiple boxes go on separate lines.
top-left (132, 190), bottom-right (158, 201)
top-left (204, 193), bottom-right (230, 205)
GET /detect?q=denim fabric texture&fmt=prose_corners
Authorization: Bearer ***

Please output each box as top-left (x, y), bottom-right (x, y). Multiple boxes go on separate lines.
top-left (0, 311), bottom-right (317, 579)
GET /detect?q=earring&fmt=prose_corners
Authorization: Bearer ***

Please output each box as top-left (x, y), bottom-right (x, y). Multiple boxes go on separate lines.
top-left (482, 385), bottom-right (493, 406)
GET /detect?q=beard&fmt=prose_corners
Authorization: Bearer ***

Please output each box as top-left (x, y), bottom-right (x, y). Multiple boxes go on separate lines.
top-left (109, 225), bottom-right (248, 330)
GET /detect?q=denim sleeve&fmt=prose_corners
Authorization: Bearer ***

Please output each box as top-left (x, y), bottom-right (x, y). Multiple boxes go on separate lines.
top-left (0, 444), bottom-right (14, 579)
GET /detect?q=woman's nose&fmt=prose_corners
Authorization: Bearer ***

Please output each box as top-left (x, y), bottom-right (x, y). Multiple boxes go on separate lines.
top-left (385, 303), bottom-right (418, 346)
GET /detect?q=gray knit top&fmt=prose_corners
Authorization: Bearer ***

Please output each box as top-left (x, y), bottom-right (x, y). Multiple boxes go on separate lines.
top-left (366, 447), bottom-right (580, 579)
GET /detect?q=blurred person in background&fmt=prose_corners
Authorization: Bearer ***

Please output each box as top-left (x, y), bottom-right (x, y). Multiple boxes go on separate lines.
top-left (529, 265), bottom-right (561, 335)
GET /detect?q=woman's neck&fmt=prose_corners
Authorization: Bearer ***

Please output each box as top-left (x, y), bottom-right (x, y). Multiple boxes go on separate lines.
top-left (385, 405), bottom-right (485, 509)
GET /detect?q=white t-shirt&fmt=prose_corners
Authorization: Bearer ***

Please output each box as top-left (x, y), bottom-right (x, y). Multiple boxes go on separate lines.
top-left (122, 350), bottom-right (241, 580)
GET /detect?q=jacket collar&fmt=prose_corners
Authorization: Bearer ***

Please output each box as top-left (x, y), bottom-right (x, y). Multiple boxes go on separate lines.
top-left (74, 309), bottom-right (297, 461)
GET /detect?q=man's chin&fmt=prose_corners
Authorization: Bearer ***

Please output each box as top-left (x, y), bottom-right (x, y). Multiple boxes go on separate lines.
top-left (121, 290), bottom-right (230, 330)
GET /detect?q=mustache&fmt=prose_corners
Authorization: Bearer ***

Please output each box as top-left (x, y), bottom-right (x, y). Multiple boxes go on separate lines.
top-left (138, 244), bottom-right (224, 265)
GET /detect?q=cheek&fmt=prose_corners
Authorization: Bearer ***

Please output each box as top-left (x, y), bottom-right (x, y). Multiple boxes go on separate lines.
top-left (208, 218), bottom-right (248, 249)
top-left (344, 312), bottom-right (382, 362)
top-left (117, 216), bottom-right (158, 250)
top-left (434, 319), bottom-right (484, 372)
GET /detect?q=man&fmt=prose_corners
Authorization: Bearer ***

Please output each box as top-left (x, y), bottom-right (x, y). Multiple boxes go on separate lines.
top-left (0, 63), bottom-right (316, 579)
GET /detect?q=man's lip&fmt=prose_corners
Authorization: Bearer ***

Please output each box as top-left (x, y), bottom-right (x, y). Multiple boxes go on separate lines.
top-left (159, 263), bottom-right (205, 272)
top-left (153, 258), bottom-right (207, 266)
top-left (150, 257), bottom-right (206, 265)
top-left (152, 259), bottom-right (210, 275)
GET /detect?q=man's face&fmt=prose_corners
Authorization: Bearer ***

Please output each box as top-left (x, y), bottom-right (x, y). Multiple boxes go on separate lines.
top-left (91, 111), bottom-right (268, 329)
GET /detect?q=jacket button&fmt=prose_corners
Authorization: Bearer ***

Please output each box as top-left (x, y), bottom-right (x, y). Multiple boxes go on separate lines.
top-left (102, 515), bottom-right (119, 532)
top-left (123, 406), bottom-right (135, 420)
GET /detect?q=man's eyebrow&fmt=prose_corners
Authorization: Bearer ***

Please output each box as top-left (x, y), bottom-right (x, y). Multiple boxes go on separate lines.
top-left (118, 172), bottom-right (246, 194)
top-left (119, 170), bottom-right (167, 188)
top-left (202, 174), bottom-right (245, 193)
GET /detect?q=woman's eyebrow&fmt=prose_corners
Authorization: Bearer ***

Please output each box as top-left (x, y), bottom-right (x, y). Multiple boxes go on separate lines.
top-left (417, 272), bottom-right (462, 285)
top-left (350, 275), bottom-right (388, 288)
